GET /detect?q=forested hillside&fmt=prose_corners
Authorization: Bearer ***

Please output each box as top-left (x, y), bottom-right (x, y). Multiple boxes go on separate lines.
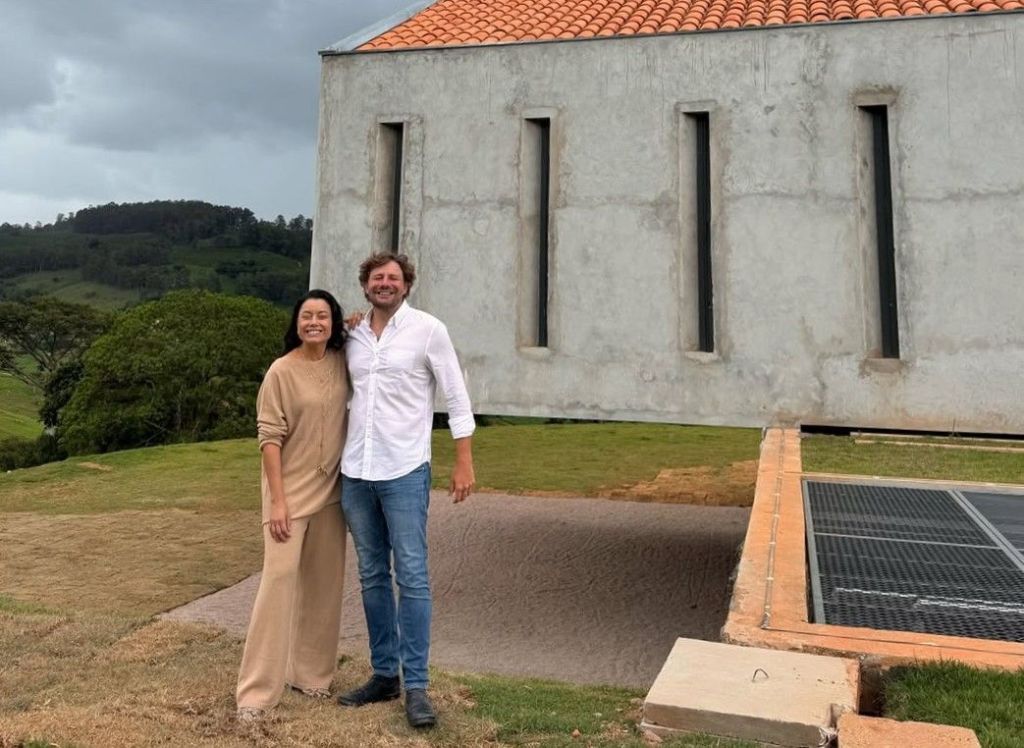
top-left (0, 200), bottom-right (313, 309)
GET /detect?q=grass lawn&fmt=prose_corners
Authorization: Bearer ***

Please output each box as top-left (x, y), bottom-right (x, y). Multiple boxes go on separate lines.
top-left (0, 373), bottom-right (42, 439)
top-left (0, 427), bottom-right (762, 747)
top-left (802, 433), bottom-right (1024, 485)
top-left (433, 422), bottom-right (761, 504)
top-left (884, 662), bottom-right (1024, 748)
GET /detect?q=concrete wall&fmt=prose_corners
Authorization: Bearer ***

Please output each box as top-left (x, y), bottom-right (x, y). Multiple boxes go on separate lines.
top-left (313, 13), bottom-right (1024, 433)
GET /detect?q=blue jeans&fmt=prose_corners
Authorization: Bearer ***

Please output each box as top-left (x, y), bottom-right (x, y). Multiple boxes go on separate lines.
top-left (341, 463), bottom-right (432, 690)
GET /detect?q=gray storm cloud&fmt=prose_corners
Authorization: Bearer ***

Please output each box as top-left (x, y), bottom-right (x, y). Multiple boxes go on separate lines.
top-left (0, 0), bottom-right (410, 223)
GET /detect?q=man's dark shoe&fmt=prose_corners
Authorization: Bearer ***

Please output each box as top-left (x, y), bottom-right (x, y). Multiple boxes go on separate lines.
top-left (405, 688), bottom-right (437, 728)
top-left (336, 674), bottom-right (401, 707)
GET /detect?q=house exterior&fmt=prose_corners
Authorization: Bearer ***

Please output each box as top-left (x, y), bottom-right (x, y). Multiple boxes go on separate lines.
top-left (312, 0), bottom-right (1024, 433)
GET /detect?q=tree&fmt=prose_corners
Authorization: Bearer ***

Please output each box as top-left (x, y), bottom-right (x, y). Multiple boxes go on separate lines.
top-left (0, 299), bottom-right (112, 389)
top-left (40, 359), bottom-right (85, 429)
top-left (59, 290), bottom-right (287, 454)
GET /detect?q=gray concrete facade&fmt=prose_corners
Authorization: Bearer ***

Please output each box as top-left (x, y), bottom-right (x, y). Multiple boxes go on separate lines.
top-left (313, 13), bottom-right (1024, 433)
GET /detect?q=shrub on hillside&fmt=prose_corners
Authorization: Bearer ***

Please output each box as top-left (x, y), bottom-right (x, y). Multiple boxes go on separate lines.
top-left (0, 434), bottom-right (66, 471)
top-left (59, 290), bottom-right (288, 454)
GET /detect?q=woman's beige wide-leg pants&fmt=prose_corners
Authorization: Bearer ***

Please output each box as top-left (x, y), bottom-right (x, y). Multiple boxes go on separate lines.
top-left (236, 502), bottom-right (346, 709)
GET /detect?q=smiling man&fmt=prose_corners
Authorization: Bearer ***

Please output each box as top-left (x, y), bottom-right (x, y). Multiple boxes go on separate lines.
top-left (337, 251), bottom-right (476, 728)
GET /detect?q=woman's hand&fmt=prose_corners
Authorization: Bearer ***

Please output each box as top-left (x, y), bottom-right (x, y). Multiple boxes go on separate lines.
top-left (269, 500), bottom-right (291, 542)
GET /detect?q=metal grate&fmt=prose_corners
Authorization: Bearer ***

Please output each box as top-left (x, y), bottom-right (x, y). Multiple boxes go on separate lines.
top-left (804, 480), bottom-right (1024, 643)
top-left (962, 491), bottom-right (1024, 552)
top-left (806, 481), bottom-right (991, 545)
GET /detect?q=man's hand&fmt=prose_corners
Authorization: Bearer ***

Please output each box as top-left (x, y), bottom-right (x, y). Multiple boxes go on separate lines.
top-left (449, 437), bottom-right (475, 503)
top-left (269, 500), bottom-right (291, 542)
top-left (344, 310), bottom-right (366, 330)
top-left (449, 461), bottom-right (475, 503)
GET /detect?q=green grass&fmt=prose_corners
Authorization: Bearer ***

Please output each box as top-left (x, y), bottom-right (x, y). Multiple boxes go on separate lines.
top-left (458, 672), bottom-right (758, 747)
top-left (0, 373), bottom-right (41, 439)
top-left (169, 244), bottom-right (306, 272)
top-left (0, 438), bottom-right (259, 514)
top-left (432, 422), bottom-right (761, 494)
top-left (0, 424), bottom-right (761, 513)
top-left (883, 662), bottom-right (1024, 748)
top-left (4, 269), bottom-right (142, 310)
top-left (0, 593), bottom-right (57, 616)
top-left (802, 434), bottom-right (1024, 485)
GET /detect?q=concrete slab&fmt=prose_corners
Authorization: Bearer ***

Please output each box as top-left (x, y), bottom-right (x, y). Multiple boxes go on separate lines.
top-left (642, 638), bottom-right (859, 747)
top-left (837, 713), bottom-right (981, 748)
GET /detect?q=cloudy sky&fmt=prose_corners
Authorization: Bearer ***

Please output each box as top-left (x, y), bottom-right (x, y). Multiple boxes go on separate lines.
top-left (0, 0), bottom-right (412, 226)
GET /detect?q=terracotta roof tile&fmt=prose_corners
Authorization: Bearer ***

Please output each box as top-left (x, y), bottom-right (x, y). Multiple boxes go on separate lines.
top-left (358, 0), bottom-right (1016, 47)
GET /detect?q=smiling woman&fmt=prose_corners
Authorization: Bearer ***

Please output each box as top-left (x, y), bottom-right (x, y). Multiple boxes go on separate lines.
top-left (235, 288), bottom-right (351, 723)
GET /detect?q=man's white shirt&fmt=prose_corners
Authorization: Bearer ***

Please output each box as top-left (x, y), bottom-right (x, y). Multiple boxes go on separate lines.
top-left (341, 301), bottom-right (475, 482)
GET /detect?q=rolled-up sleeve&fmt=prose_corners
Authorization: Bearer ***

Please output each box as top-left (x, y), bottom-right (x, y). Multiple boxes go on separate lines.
top-left (256, 366), bottom-right (288, 449)
top-left (425, 321), bottom-right (476, 439)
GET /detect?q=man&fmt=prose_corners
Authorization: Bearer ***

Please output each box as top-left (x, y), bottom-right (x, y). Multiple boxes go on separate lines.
top-left (337, 251), bottom-right (476, 728)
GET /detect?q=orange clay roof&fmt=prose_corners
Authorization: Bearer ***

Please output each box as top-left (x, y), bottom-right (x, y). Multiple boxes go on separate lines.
top-left (358, 0), bottom-right (1022, 50)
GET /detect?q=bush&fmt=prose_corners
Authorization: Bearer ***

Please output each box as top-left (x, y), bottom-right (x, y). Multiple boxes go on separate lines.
top-left (59, 290), bottom-right (288, 454)
top-left (0, 434), bottom-right (66, 471)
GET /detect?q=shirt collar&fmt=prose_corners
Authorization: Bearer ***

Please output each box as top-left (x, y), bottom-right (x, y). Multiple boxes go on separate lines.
top-left (365, 299), bottom-right (411, 331)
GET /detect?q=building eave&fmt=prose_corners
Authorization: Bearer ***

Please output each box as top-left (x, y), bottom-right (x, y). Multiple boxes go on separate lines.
top-left (320, 0), bottom-right (438, 55)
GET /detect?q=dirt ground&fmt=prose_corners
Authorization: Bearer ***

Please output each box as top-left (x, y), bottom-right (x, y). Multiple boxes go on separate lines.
top-left (598, 460), bottom-right (757, 506)
top-left (164, 491), bottom-right (752, 689)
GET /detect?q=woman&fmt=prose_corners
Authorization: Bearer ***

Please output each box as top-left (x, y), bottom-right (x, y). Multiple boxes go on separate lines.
top-left (236, 289), bottom-right (349, 722)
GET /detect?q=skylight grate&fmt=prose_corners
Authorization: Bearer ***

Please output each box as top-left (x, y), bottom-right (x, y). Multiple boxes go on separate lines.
top-left (805, 480), bottom-right (1024, 642)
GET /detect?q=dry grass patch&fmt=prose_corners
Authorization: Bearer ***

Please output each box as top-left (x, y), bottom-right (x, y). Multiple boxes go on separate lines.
top-left (0, 616), bottom-right (499, 748)
top-left (0, 509), bottom-right (260, 616)
top-left (598, 460), bottom-right (757, 506)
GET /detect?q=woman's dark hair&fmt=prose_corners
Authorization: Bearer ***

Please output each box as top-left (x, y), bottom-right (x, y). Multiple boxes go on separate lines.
top-left (283, 289), bottom-right (347, 354)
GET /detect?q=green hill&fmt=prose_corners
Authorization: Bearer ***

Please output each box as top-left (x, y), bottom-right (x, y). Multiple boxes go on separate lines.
top-left (0, 200), bottom-right (313, 311)
top-left (0, 374), bottom-right (41, 440)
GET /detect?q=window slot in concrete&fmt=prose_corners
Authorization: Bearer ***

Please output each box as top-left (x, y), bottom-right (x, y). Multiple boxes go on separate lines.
top-left (686, 111), bottom-right (714, 353)
top-left (523, 117), bottom-right (551, 348)
top-left (861, 105), bottom-right (900, 359)
top-left (375, 122), bottom-right (404, 252)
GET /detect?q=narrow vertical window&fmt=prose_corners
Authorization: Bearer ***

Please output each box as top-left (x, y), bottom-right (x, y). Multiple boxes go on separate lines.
top-left (376, 122), bottom-right (404, 252)
top-left (862, 105), bottom-right (899, 358)
top-left (687, 112), bottom-right (714, 352)
top-left (524, 117), bottom-right (551, 347)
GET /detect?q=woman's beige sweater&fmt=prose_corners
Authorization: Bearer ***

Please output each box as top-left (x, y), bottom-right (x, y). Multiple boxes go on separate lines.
top-left (255, 349), bottom-right (348, 523)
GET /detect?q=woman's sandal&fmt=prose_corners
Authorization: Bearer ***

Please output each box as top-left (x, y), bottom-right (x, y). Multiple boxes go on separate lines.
top-left (236, 707), bottom-right (266, 724)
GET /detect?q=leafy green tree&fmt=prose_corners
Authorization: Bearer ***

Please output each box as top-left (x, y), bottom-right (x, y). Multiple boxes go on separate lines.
top-left (60, 290), bottom-right (287, 454)
top-left (40, 359), bottom-right (85, 429)
top-left (0, 298), bottom-right (112, 389)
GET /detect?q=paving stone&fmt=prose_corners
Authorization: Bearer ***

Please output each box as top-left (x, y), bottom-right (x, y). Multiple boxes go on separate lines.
top-left (642, 638), bottom-right (859, 747)
top-left (837, 712), bottom-right (980, 747)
